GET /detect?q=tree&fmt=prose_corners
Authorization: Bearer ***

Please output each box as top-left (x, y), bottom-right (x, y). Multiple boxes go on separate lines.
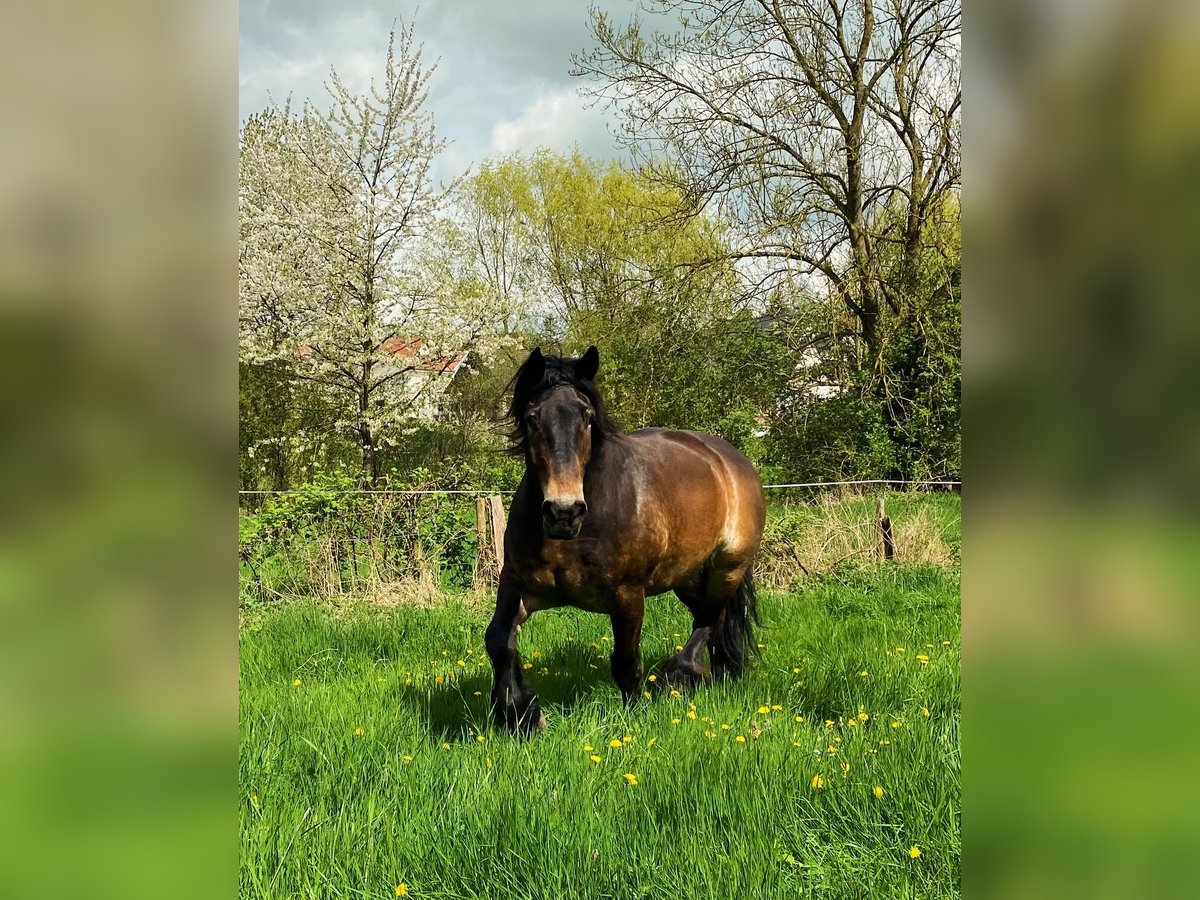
top-left (240, 23), bottom-right (511, 485)
top-left (575, 0), bottom-right (961, 474)
top-left (447, 150), bottom-right (788, 451)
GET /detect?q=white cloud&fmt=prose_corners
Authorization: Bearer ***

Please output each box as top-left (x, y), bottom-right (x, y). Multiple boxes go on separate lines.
top-left (489, 86), bottom-right (613, 157)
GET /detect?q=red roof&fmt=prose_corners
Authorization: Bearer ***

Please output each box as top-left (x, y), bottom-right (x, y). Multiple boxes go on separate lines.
top-left (296, 337), bottom-right (465, 375)
top-left (377, 337), bottom-right (465, 374)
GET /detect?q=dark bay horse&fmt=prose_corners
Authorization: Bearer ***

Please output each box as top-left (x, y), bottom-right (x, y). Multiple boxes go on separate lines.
top-left (486, 346), bottom-right (766, 733)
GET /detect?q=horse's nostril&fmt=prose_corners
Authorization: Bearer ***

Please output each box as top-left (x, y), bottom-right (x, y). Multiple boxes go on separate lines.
top-left (541, 500), bottom-right (554, 518)
top-left (574, 501), bottom-right (588, 518)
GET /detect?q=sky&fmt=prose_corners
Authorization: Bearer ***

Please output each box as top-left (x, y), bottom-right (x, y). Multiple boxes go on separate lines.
top-left (239, 0), bottom-right (640, 183)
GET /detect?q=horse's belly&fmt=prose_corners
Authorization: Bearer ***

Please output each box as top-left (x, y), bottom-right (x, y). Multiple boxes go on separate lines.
top-left (521, 561), bottom-right (610, 614)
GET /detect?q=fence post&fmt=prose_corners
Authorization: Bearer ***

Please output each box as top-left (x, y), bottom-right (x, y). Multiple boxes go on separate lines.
top-left (877, 496), bottom-right (895, 561)
top-left (475, 496), bottom-right (489, 589)
top-left (487, 495), bottom-right (506, 575)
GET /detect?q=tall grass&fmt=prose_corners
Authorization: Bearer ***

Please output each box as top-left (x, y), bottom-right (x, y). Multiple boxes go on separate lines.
top-left (241, 559), bottom-right (960, 898)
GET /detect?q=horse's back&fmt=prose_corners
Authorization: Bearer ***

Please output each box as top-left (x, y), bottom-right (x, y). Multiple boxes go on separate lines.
top-left (626, 428), bottom-right (766, 576)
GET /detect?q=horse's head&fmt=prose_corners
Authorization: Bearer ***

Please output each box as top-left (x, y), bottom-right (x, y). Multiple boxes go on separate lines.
top-left (508, 345), bottom-right (606, 540)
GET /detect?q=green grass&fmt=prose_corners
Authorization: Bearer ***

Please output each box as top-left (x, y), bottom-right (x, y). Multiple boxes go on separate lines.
top-left (240, 559), bottom-right (959, 899)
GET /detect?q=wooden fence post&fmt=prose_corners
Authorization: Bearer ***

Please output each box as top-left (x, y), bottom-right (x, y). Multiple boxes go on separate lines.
top-left (475, 495), bottom-right (508, 589)
top-left (877, 496), bottom-right (895, 561)
top-left (487, 495), bottom-right (506, 575)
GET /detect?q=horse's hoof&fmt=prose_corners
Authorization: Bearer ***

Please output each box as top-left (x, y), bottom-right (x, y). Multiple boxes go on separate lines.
top-left (658, 659), bottom-right (705, 691)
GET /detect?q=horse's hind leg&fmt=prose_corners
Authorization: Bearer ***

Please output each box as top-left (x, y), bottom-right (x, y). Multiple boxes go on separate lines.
top-left (706, 563), bottom-right (758, 681)
top-left (659, 585), bottom-right (722, 690)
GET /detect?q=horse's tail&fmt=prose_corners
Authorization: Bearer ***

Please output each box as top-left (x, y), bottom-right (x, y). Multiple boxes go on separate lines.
top-left (712, 567), bottom-right (761, 680)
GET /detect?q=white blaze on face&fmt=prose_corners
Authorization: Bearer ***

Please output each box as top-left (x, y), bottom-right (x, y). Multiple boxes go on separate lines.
top-left (542, 466), bottom-right (585, 509)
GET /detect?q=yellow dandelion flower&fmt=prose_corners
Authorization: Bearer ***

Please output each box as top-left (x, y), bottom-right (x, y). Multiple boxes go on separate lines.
top-left (669, 689), bottom-right (682, 698)
top-left (916, 654), bottom-right (929, 664)
top-left (757, 706), bottom-right (771, 715)
top-left (647, 738), bottom-right (656, 747)
top-left (922, 707), bottom-right (930, 717)
top-left (827, 745), bottom-right (838, 754)
top-left (456, 659), bottom-right (466, 667)
top-left (925, 643), bottom-right (934, 649)
top-left (792, 667), bottom-right (801, 674)
top-left (909, 846), bottom-right (922, 859)
top-left (671, 717), bottom-right (681, 724)
top-left (720, 723), bottom-right (731, 730)
top-left (841, 761), bottom-right (850, 774)
top-left (647, 674), bottom-right (657, 682)
top-left (395, 883), bottom-right (408, 896)
top-left (486, 757), bottom-right (493, 767)
top-left (811, 774), bottom-right (824, 790)
top-left (441, 742), bottom-right (451, 750)
top-left (434, 675), bottom-right (444, 685)
top-left (590, 755), bottom-right (601, 764)
top-left (858, 711), bottom-right (869, 722)
top-left (584, 744), bottom-right (593, 752)
top-left (771, 704), bottom-right (783, 711)
top-left (687, 710), bottom-right (697, 720)
top-left (676, 645), bottom-right (683, 652)
top-left (402, 755), bottom-right (413, 762)
top-left (353, 727), bottom-right (365, 736)
top-left (942, 640), bottom-right (951, 646)
top-left (701, 716), bottom-right (713, 724)
top-left (473, 691), bottom-right (482, 697)
top-left (643, 691), bottom-right (651, 699)
top-left (704, 730), bottom-right (716, 738)
top-left (891, 721), bottom-right (902, 728)
top-left (881, 738), bottom-right (891, 745)
top-left (521, 662), bottom-right (533, 670)
top-left (292, 678), bottom-right (302, 686)
top-left (405, 678), bottom-right (413, 685)
top-left (896, 647), bottom-right (905, 653)
top-left (873, 785), bottom-right (884, 799)
top-left (860, 670), bottom-right (869, 677)
top-left (824, 720), bottom-right (835, 728)
top-left (531, 651), bottom-right (541, 659)
top-left (847, 719), bottom-right (857, 728)
top-left (622, 735), bottom-right (633, 744)
top-left (735, 735), bottom-right (746, 743)
top-left (476, 734), bottom-right (486, 743)
top-left (623, 773), bottom-right (638, 786)
top-left (609, 739), bottom-right (623, 748)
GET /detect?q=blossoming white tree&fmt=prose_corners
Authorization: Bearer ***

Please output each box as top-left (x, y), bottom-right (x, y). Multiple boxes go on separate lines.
top-left (240, 23), bottom-right (514, 484)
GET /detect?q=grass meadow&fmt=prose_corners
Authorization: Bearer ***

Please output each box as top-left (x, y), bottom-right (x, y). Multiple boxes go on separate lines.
top-left (240, 495), bottom-right (960, 899)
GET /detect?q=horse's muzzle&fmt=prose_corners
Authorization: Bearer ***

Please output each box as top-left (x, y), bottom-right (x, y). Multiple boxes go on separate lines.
top-left (542, 499), bottom-right (587, 540)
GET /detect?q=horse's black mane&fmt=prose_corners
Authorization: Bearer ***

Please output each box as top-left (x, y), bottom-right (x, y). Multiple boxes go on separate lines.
top-left (505, 349), bottom-right (619, 457)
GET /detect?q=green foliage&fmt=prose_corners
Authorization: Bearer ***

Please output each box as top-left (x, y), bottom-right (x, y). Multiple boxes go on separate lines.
top-left (768, 390), bottom-right (898, 483)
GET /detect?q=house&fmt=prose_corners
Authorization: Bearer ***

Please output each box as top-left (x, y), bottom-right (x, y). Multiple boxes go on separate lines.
top-left (375, 337), bottom-right (467, 422)
top-left (296, 336), bottom-right (467, 423)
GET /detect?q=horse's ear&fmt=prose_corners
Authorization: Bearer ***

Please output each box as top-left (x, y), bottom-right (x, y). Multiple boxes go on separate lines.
top-left (515, 347), bottom-right (545, 394)
top-left (577, 345), bottom-right (600, 381)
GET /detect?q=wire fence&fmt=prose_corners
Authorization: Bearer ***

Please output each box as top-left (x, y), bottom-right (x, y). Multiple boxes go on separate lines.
top-left (238, 481), bottom-right (960, 605)
top-left (237, 479), bottom-right (961, 496)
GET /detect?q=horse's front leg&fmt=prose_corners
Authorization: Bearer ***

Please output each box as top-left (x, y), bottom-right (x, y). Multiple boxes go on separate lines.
top-left (609, 586), bottom-right (645, 704)
top-left (485, 570), bottom-right (543, 734)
